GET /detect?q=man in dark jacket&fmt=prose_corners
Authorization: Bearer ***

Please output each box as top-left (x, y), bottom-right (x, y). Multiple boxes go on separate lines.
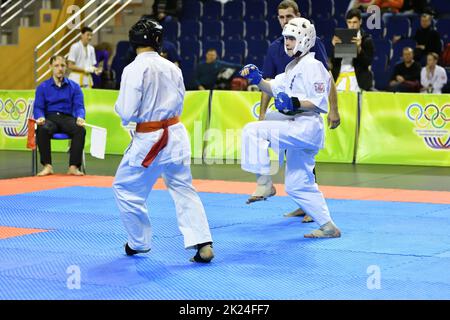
top-left (193, 48), bottom-right (242, 90)
top-left (389, 47), bottom-right (421, 92)
top-left (331, 9), bottom-right (374, 91)
top-left (414, 13), bottom-right (442, 64)
top-left (152, 0), bottom-right (182, 23)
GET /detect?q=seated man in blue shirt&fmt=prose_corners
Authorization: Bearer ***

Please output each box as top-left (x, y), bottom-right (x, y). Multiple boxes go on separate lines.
top-left (33, 55), bottom-right (86, 176)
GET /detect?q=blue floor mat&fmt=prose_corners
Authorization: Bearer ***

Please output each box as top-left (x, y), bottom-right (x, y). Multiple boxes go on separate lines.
top-left (0, 186), bottom-right (449, 299)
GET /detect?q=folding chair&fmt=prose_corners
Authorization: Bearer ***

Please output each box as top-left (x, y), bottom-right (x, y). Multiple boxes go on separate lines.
top-left (32, 132), bottom-right (86, 176)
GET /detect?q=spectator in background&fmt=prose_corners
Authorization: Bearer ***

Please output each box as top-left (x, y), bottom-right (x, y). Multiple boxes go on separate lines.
top-left (193, 48), bottom-right (242, 90)
top-left (352, 0), bottom-right (376, 12)
top-left (414, 13), bottom-right (442, 64)
top-left (331, 9), bottom-right (374, 92)
top-left (68, 27), bottom-right (102, 88)
top-left (421, 52), bottom-right (447, 94)
top-left (125, 16), bottom-right (181, 67)
top-left (161, 40), bottom-right (181, 67)
top-left (124, 39), bottom-right (181, 66)
top-left (389, 47), bottom-right (421, 92)
top-left (93, 42), bottom-right (113, 89)
top-left (152, 0), bottom-right (182, 23)
top-left (401, 0), bottom-right (428, 14)
top-left (375, 0), bottom-right (404, 13)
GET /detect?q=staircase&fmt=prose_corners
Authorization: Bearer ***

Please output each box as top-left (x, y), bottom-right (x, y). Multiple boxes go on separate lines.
top-left (96, 0), bottom-right (154, 48)
top-left (0, 2), bottom-right (63, 89)
top-left (0, 0), bottom-right (148, 90)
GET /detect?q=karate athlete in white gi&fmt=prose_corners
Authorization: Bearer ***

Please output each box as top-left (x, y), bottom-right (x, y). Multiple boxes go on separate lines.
top-left (240, 18), bottom-right (341, 238)
top-left (112, 19), bottom-right (214, 262)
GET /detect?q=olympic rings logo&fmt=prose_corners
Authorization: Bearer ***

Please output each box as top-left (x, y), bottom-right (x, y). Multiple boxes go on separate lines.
top-left (0, 98), bottom-right (29, 121)
top-left (252, 101), bottom-right (276, 119)
top-left (406, 103), bottom-right (450, 129)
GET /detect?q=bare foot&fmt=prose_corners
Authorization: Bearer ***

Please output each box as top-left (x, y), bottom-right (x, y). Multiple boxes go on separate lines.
top-left (67, 165), bottom-right (84, 176)
top-left (37, 164), bottom-right (53, 176)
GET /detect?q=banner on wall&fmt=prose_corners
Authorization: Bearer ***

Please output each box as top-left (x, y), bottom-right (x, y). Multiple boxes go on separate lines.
top-left (204, 91), bottom-right (358, 163)
top-left (316, 91), bottom-right (358, 163)
top-left (0, 89), bottom-right (210, 157)
top-left (357, 92), bottom-right (450, 166)
top-left (0, 91), bottom-right (35, 150)
top-left (204, 91), bottom-right (262, 161)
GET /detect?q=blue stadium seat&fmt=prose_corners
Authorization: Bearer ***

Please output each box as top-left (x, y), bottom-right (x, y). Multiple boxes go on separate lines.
top-left (203, 40), bottom-right (225, 58)
top-left (392, 39), bottom-right (416, 64)
top-left (245, 20), bottom-right (269, 41)
top-left (430, 0), bottom-right (450, 16)
top-left (373, 39), bottom-right (392, 60)
top-left (180, 54), bottom-right (197, 89)
top-left (180, 0), bottom-right (202, 21)
top-left (180, 21), bottom-right (202, 41)
top-left (224, 1), bottom-right (245, 21)
top-left (336, 16), bottom-right (346, 28)
top-left (311, 0), bottom-right (334, 20)
top-left (372, 54), bottom-right (388, 73)
top-left (436, 19), bottom-right (450, 44)
top-left (245, 54), bottom-right (265, 68)
top-left (247, 39), bottom-right (270, 56)
top-left (266, 0), bottom-right (279, 20)
top-left (223, 53), bottom-right (243, 65)
top-left (322, 37), bottom-right (333, 58)
top-left (180, 40), bottom-right (202, 58)
top-left (202, 20), bottom-right (224, 41)
top-left (314, 18), bottom-right (337, 40)
top-left (299, 0), bottom-right (312, 18)
top-left (202, 1), bottom-right (222, 21)
top-left (245, 0), bottom-right (267, 21)
top-left (173, 40), bottom-right (180, 54)
top-left (161, 20), bottom-right (179, 42)
top-left (362, 19), bottom-right (384, 40)
top-left (225, 39), bottom-right (248, 58)
top-left (410, 14), bottom-right (421, 36)
top-left (334, 0), bottom-right (350, 20)
top-left (385, 16), bottom-right (410, 40)
top-left (268, 17), bottom-right (281, 42)
top-left (373, 70), bottom-right (390, 91)
top-left (224, 20), bottom-right (245, 41)
top-left (111, 41), bottom-right (131, 89)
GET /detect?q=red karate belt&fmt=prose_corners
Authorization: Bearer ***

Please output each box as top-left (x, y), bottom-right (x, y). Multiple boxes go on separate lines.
top-left (135, 116), bottom-right (180, 168)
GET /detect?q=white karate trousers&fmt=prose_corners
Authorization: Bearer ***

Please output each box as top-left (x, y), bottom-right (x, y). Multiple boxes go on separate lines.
top-left (113, 149), bottom-right (212, 251)
top-left (241, 113), bottom-right (333, 226)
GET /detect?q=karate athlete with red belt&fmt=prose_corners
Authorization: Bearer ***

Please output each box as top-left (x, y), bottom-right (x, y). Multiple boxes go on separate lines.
top-left (112, 19), bottom-right (214, 263)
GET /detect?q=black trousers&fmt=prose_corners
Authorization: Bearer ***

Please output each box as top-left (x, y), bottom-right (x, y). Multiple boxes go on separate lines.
top-left (36, 113), bottom-right (86, 167)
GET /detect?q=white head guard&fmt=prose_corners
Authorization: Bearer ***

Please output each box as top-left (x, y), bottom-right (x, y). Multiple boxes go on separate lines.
top-left (282, 17), bottom-right (316, 57)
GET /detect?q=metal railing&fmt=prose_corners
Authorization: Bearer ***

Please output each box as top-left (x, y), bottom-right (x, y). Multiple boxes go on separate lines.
top-left (34, 0), bottom-right (133, 86)
top-left (0, 0), bottom-right (37, 29)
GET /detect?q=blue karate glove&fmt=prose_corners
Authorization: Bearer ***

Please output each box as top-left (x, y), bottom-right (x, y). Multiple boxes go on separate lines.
top-left (275, 92), bottom-right (295, 113)
top-left (239, 64), bottom-right (262, 85)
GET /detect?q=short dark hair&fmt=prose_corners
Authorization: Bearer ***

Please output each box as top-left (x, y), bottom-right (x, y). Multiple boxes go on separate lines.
top-left (278, 0), bottom-right (300, 15)
top-left (346, 9), bottom-right (362, 21)
top-left (206, 48), bottom-right (217, 54)
top-left (49, 55), bottom-right (66, 64)
top-left (421, 13), bottom-right (433, 21)
top-left (81, 26), bottom-right (93, 34)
